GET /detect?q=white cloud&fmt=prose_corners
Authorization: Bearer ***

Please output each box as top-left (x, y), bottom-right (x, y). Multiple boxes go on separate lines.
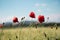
top-left (37, 9), bottom-right (42, 12)
top-left (35, 3), bottom-right (40, 7)
top-left (47, 8), bottom-right (51, 11)
top-left (35, 3), bottom-right (47, 7)
top-left (41, 4), bottom-right (47, 7)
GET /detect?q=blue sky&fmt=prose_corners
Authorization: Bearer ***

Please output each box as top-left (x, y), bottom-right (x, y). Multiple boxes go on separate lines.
top-left (0, 0), bottom-right (60, 23)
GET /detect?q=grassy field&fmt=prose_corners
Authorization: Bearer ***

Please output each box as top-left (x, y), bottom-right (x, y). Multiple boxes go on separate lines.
top-left (0, 27), bottom-right (60, 40)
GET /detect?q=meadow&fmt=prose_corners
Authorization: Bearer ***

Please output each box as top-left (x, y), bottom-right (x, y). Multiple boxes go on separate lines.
top-left (0, 27), bottom-right (60, 40)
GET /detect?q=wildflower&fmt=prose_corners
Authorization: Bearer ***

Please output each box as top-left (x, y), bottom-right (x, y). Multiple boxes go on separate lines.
top-left (29, 11), bottom-right (35, 18)
top-left (38, 15), bottom-right (45, 23)
top-left (13, 17), bottom-right (18, 23)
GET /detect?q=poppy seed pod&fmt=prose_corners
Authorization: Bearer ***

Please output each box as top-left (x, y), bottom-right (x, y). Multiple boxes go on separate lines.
top-left (21, 17), bottom-right (25, 20)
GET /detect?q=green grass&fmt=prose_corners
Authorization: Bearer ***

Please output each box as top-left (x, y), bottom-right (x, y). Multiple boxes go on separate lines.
top-left (0, 27), bottom-right (60, 40)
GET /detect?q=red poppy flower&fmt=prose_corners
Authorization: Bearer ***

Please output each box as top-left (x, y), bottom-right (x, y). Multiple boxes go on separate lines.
top-left (38, 15), bottom-right (45, 23)
top-left (13, 17), bottom-right (18, 23)
top-left (0, 24), bottom-right (3, 28)
top-left (29, 12), bottom-right (35, 18)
